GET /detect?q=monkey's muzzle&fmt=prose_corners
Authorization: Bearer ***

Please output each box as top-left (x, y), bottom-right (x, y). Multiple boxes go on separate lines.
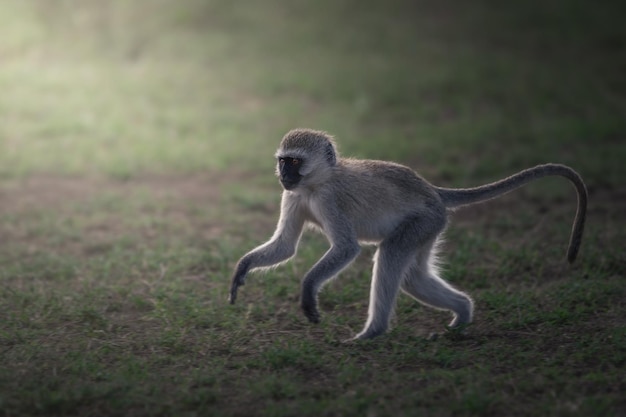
top-left (279, 178), bottom-right (300, 190)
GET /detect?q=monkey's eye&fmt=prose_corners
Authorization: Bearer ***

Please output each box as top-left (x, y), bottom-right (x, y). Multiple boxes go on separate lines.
top-left (278, 157), bottom-right (301, 166)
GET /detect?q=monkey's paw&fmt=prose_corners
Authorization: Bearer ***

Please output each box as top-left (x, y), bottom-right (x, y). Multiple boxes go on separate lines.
top-left (301, 304), bottom-right (321, 324)
top-left (229, 281), bottom-right (244, 305)
top-left (443, 323), bottom-right (471, 341)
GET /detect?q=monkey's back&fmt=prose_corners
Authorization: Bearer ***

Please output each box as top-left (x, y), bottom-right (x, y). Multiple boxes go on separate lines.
top-left (325, 158), bottom-right (444, 242)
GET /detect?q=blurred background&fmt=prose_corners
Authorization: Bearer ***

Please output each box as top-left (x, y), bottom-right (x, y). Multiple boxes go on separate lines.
top-left (1, 2), bottom-right (625, 415)
top-left (1, 0), bottom-right (623, 184)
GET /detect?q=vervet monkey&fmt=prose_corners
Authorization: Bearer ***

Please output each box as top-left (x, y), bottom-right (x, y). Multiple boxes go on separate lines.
top-left (229, 128), bottom-right (587, 339)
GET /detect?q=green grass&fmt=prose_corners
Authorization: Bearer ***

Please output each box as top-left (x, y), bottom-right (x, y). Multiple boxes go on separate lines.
top-left (1, 0), bottom-right (625, 416)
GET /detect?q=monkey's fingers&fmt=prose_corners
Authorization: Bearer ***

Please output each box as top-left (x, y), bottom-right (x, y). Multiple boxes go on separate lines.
top-left (229, 279), bottom-right (244, 304)
top-left (229, 272), bottom-right (248, 304)
top-left (229, 285), bottom-right (239, 304)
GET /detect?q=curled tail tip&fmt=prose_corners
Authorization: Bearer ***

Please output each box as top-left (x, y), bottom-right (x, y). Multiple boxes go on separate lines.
top-left (567, 234), bottom-right (585, 264)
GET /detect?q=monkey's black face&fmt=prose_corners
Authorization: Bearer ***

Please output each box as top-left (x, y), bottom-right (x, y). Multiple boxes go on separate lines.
top-left (278, 157), bottom-right (303, 190)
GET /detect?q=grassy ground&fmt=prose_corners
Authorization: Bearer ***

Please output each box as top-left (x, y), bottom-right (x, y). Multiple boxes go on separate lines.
top-left (1, 0), bottom-right (625, 416)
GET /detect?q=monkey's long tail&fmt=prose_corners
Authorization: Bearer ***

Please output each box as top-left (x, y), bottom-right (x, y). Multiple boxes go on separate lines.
top-left (435, 163), bottom-right (588, 263)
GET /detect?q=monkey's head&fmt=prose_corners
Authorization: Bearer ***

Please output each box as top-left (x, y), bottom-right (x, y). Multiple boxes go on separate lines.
top-left (275, 128), bottom-right (338, 191)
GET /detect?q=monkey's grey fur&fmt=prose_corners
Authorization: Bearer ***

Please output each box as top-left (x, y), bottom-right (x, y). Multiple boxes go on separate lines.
top-left (229, 128), bottom-right (587, 340)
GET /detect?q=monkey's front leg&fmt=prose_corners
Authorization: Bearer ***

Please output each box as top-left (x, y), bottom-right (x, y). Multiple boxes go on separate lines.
top-left (229, 236), bottom-right (299, 304)
top-left (300, 244), bottom-right (360, 323)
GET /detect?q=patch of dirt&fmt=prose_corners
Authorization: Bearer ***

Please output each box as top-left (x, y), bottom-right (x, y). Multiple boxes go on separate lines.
top-left (447, 184), bottom-right (626, 245)
top-left (0, 174), bottom-right (226, 213)
top-left (0, 173), bottom-right (253, 259)
top-left (453, 182), bottom-right (625, 221)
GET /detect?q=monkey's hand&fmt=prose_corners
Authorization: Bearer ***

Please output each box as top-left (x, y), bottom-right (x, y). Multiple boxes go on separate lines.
top-left (229, 273), bottom-right (246, 304)
top-left (229, 279), bottom-right (242, 304)
top-left (229, 262), bottom-right (249, 304)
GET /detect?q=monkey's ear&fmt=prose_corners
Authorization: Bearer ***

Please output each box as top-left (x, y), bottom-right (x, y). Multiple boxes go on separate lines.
top-left (325, 142), bottom-right (337, 166)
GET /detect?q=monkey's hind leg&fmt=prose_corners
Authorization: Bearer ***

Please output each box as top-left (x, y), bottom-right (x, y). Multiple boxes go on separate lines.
top-left (354, 215), bottom-right (445, 340)
top-left (400, 248), bottom-right (473, 329)
top-left (353, 247), bottom-right (407, 340)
